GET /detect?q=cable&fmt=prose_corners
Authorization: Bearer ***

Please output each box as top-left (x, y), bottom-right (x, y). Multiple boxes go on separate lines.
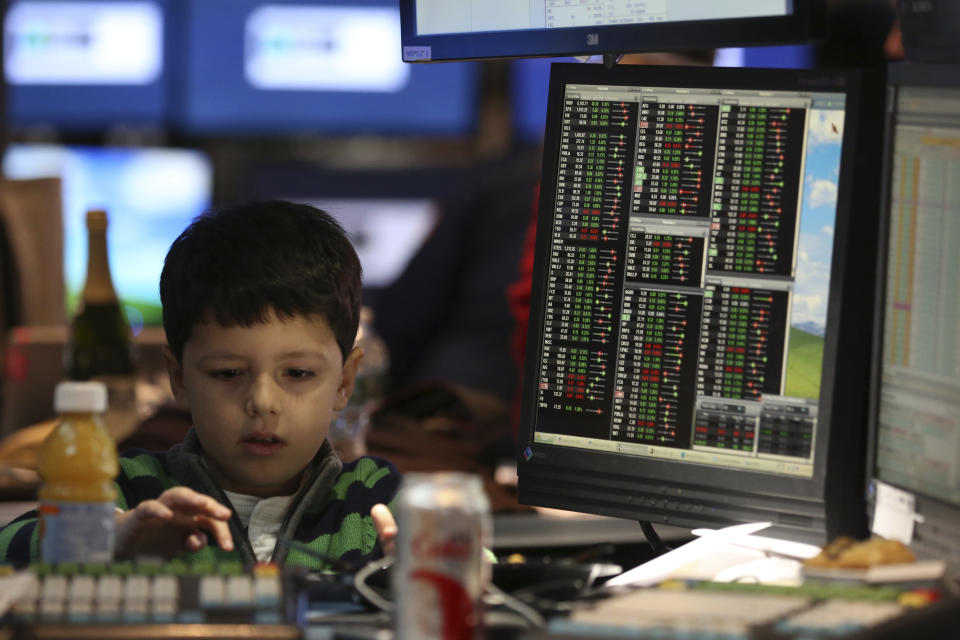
top-left (639, 520), bottom-right (670, 556)
top-left (353, 556), bottom-right (548, 630)
top-left (353, 556), bottom-right (395, 613)
top-left (484, 582), bottom-right (547, 629)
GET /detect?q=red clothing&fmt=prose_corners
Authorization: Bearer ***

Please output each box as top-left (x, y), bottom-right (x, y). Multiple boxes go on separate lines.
top-left (506, 183), bottom-right (540, 438)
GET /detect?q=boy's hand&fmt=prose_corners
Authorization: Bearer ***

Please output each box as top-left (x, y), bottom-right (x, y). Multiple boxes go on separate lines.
top-left (115, 487), bottom-right (234, 559)
top-left (370, 503), bottom-right (397, 556)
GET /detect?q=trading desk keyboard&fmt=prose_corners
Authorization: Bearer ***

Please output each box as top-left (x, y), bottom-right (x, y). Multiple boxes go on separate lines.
top-left (4, 561), bottom-right (304, 630)
top-left (543, 579), bottom-right (946, 639)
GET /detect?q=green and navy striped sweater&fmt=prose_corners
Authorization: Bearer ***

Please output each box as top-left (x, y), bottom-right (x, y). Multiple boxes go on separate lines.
top-left (0, 429), bottom-right (401, 570)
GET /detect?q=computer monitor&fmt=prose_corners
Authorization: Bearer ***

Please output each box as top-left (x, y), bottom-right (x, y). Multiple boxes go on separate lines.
top-left (173, 0), bottom-right (480, 136)
top-left (715, 45), bottom-right (815, 70)
top-left (867, 62), bottom-right (960, 568)
top-left (516, 63), bottom-right (884, 544)
top-left (399, 0), bottom-right (824, 62)
top-left (4, 0), bottom-right (169, 132)
top-left (898, 0), bottom-right (960, 64)
top-left (1, 144), bottom-right (213, 331)
top-left (240, 164), bottom-right (480, 301)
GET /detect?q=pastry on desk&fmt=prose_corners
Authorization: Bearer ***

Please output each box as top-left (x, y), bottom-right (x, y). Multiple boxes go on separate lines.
top-left (800, 536), bottom-right (950, 586)
top-left (805, 536), bottom-right (916, 570)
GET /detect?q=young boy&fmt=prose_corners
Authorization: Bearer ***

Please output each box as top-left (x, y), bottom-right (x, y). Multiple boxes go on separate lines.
top-left (1, 201), bottom-right (399, 569)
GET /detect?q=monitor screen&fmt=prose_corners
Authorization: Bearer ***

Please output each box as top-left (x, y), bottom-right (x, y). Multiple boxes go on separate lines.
top-left (297, 198), bottom-right (439, 291)
top-left (516, 63), bottom-right (883, 543)
top-left (238, 164), bottom-right (480, 297)
top-left (4, 0), bottom-right (169, 131)
top-left (2, 144), bottom-right (213, 331)
top-left (175, 0), bottom-right (480, 136)
top-left (400, 0), bottom-right (823, 62)
top-left (714, 45), bottom-right (815, 70)
top-left (868, 63), bottom-right (960, 567)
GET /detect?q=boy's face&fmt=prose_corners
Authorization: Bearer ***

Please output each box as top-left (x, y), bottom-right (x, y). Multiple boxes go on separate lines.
top-left (166, 309), bottom-right (361, 498)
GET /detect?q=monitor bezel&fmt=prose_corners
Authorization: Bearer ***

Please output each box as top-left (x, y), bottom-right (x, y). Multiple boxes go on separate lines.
top-left (399, 0), bottom-right (825, 63)
top-left (866, 62), bottom-right (960, 561)
top-left (516, 62), bottom-right (883, 543)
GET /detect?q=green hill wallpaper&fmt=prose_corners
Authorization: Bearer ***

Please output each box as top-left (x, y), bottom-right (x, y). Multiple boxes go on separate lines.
top-left (67, 290), bottom-right (163, 331)
top-left (784, 327), bottom-right (825, 399)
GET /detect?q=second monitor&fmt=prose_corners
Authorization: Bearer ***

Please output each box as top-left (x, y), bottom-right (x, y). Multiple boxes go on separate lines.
top-left (517, 63), bottom-right (884, 544)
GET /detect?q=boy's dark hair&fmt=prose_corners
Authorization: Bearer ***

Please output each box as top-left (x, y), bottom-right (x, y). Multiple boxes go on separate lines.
top-left (160, 200), bottom-right (362, 363)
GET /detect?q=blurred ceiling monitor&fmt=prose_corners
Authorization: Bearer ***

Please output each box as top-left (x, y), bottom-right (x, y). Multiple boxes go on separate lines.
top-left (4, 0), bottom-right (168, 131)
top-left (399, 0), bottom-right (824, 62)
top-left (175, 0), bottom-right (479, 136)
top-left (2, 144), bottom-right (213, 330)
top-left (240, 165), bottom-right (480, 300)
top-left (516, 63), bottom-right (883, 544)
top-left (899, 0), bottom-right (960, 64)
top-left (713, 45), bottom-right (815, 70)
top-left (299, 198), bottom-right (439, 292)
top-left (867, 62), bottom-right (960, 570)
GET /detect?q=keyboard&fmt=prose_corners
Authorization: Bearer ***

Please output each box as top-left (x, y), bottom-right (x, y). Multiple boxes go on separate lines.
top-left (3, 560), bottom-right (307, 635)
top-left (540, 579), bottom-right (946, 639)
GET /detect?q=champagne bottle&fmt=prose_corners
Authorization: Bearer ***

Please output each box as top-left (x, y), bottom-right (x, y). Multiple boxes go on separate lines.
top-left (66, 209), bottom-right (135, 381)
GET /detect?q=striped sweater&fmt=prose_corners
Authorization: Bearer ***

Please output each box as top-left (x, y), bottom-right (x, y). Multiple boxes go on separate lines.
top-left (0, 429), bottom-right (401, 570)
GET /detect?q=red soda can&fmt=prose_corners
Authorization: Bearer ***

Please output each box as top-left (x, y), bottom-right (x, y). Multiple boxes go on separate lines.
top-left (393, 472), bottom-right (491, 640)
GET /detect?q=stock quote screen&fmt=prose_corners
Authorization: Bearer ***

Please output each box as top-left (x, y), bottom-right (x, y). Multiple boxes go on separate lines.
top-left (532, 78), bottom-right (848, 479)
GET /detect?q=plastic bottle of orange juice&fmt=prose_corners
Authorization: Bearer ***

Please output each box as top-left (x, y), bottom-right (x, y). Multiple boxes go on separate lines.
top-left (38, 381), bottom-right (119, 563)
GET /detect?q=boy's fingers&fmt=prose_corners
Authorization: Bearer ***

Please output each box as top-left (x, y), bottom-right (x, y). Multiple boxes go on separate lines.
top-left (160, 487), bottom-right (232, 520)
top-left (370, 504), bottom-right (397, 536)
top-left (194, 515), bottom-right (235, 552)
top-left (134, 500), bottom-right (175, 523)
top-left (184, 530), bottom-right (207, 551)
top-left (371, 503), bottom-right (397, 554)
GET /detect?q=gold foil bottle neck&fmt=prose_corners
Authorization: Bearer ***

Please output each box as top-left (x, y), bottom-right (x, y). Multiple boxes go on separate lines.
top-left (86, 208), bottom-right (108, 232)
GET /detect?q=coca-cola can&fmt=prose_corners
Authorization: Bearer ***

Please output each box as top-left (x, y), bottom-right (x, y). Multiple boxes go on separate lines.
top-left (393, 472), bottom-right (492, 640)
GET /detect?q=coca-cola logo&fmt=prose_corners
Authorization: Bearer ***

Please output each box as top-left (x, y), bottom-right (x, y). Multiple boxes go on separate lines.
top-left (411, 528), bottom-right (473, 560)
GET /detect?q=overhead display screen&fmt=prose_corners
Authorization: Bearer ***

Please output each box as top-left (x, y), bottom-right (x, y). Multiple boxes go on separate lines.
top-left (179, 0), bottom-right (480, 136)
top-left (414, 0), bottom-right (789, 35)
top-left (4, 0), bottom-right (168, 130)
top-left (5, 0), bottom-right (163, 85)
top-left (400, 0), bottom-right (820, 62)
